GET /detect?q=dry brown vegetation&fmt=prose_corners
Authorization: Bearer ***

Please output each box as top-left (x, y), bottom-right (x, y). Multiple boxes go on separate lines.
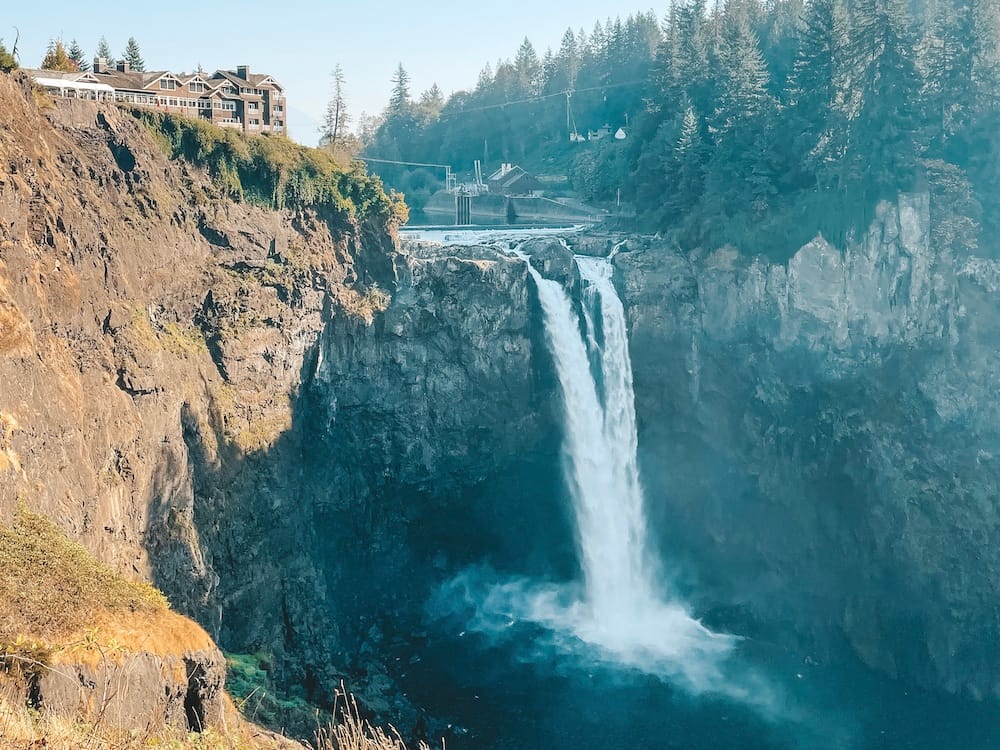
top-left (314, 687), bottom-right (437, 750)
top-left (0, 681), bottom-right (304, 749)
top-left (0, 507), bottom-right (168, 647)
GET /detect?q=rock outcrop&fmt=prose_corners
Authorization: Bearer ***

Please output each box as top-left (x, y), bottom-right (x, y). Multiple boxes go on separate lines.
top-left (616, 194), bottom-right (1000, 699)
top-left (0, 73), bottom-right (562, 730)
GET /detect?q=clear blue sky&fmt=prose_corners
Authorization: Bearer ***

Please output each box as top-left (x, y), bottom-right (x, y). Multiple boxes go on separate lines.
top-left (5, 1), bottom-right (657, 145)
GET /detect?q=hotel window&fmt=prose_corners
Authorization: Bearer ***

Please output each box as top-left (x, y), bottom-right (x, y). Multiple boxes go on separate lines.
top-left (248, 102), bottom-right (259, 111)
top-left (190, 82), bottom-right (205, 93)
top-left (160, 79), bottom-right (177, 90)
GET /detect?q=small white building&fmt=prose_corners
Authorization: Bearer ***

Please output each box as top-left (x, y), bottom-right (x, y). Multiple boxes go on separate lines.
top-left (23, 69), bottom-right (116, 101)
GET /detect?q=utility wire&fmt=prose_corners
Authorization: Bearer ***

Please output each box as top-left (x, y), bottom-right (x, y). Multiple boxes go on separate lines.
top-left (357, 157), bottom-right (451, 169)
top-left (438, 79), bottom-right (650, 120)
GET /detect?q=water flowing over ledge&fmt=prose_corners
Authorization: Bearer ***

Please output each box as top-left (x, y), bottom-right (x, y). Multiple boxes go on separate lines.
top-left (437, 247), bottom-right (745, 699)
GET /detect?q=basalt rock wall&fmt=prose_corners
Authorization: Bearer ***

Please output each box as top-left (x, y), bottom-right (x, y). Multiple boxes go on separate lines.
top-left (0, 73), bottom-right (561, 723)
top-left (616, 194), bottom-right (1000, 699)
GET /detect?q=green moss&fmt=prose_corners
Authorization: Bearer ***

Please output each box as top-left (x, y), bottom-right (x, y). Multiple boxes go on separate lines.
top-left (224, 651), bottom-right (322, 735)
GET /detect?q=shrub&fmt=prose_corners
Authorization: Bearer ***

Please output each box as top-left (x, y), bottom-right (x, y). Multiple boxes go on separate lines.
top-left (0, 506), bottom-right (168, 647)
top-left (132, 110), bottom-right (405, 227)
top-left (0, 40), bottom-right (16, 74)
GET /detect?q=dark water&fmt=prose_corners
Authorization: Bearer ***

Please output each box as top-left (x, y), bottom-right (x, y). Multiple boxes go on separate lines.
top-left (382, 604), bottom-right (1000, 750)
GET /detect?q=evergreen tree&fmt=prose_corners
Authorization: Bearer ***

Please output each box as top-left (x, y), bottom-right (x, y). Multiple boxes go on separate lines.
top-left (121, 36), bottom-right (144, 71)
top-left (41, 40), bottom-right (78, 72)
top-left (321, 64), bottom-right (350, 147)
top-left (0, 39), bottom-right (17, 74)
top-left (371, 64), bottom-right (418, 160)
top-left (842, 0), bottom-right (924, 197)
top-left (785, 0), bottom-right (850, 187)
top-left (556, 28), bottom-right (580, 90)
top-left (96, 36), bottom-right (113, 64)
top-left (669, 104), bottom-right (709, 218)
top-left (67, 39), bottom-right (88, 72)
top-left (388, 63), bottom-right (411, 113)
top-left (715, 9), bottom-right (772, 132)
top-left (970, 0), bottom-right (1000, 103)
top-left (417, 84), bottom-right (445, 123)
top-left (705, 7), bottom-right (777, 219)
top-left (513, 37), bottom-right (541, 97)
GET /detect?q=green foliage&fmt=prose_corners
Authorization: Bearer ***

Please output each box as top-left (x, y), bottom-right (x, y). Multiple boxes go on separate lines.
top-left (41, 40), bottom-right (78, 73)
top-left (926, 158), bottom-right (981, 255)
top-left (0, 506), bottom-right (168, 645)
top-left (360, 0), bottom-right (999, 258)
top-left (67, 39), bottom-right (88, 72)
top-left (224, 651), bottom-right (321, 735)
top-left (96, 36), bottom-right (114, 65)
top-left (132, 110), bottom-right (402, 225)
top-left (0, 39), bottom-right (18, 73)
top-left (321, 64), bottom-right (350, 148)
top-left (122, 36), bottom-right (145, 71)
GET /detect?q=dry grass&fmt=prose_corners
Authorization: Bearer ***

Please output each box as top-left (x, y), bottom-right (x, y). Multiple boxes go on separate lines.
top-left (335, 285), bottom-right (391, 325)
top-left (0, 681), bottom-right (304, 749)
top-left (314, 686), bottom-right (437, 750)
top-left (161, 322), bottom-right (210, 358)
top-left (0, 507), bottom-right (168, 648)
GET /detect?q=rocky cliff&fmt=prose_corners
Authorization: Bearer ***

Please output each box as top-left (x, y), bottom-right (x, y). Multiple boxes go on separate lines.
top-left (0, 72), bottom-right (562, 731)
top-left (5, 62), bottom-right (998, 739)
top-left (616, 194), bottom-right (1000, 699)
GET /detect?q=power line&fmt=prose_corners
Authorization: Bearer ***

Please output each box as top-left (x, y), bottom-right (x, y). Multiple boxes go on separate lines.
top-left (357, 157), bottom-right (451, 169)
top-left (437, 80), bottom-right (650, 120)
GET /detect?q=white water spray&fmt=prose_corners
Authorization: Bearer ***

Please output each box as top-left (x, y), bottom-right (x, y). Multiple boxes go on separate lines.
top-left (460, 249), bottom-right (737, 693)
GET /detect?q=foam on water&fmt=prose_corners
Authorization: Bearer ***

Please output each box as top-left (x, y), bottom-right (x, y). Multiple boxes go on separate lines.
top-left (440, 248), bottom-right (747, 699)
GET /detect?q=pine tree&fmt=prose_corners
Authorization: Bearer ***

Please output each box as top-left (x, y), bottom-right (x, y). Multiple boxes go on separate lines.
top-left (556, 28), bottom-right (580, 90)
top-left (67, 39), bottom-right (88, 72)
top-left (514, 38), bottom-right (541, 97)
top-left (785, 0), bottom-right (850, 187)
top-left (704, 6), bottom-right (778, 220)
top-left (388, 63), bottom-right (411, 113)
top-left (121, 36), bottom-right (144, 71)
top-left (373, 64), bottom-right (417, 160)
top-left (474, 63), bottom-right (494, 94)
top-left (923, 0), bottom-right (977, 145)
top-left (842, 0), bottom-right (924, 197)
top-left (669, 104), bottom-right (708, 217)
top-left (417, 84), bottom-right (444, 122)
top-left (321, 64), bottom-right (350, 147)
top-left (41, 40), bottom-right (78, 72)
top-left (715, 9), bottom-right (771, 133)
top-left (96, 36), bottom-right (113, 65)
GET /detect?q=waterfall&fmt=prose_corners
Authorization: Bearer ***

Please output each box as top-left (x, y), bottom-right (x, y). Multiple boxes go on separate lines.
top-left (525, 256), bottom-right (653, 618)
top-left (435, 246), bottom-right (738, 696)
top-left (507, 252), bottom-right (735, 690)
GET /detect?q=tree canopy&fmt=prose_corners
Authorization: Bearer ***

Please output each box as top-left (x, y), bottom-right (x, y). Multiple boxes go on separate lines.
top-left (41, 40), bottom-right (78, 73)
top-left (362, 0), bottom-right (1000, 258)
top-left (122, 36), bottom-right (144, 71)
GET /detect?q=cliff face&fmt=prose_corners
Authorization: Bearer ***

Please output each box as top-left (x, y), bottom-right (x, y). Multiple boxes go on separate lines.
top-left (0, 74), bottom-right (561, 722)
top-left (617, 194), bottom-right (1000, 698)
top-left (6, 64), bottom-right (998, 729)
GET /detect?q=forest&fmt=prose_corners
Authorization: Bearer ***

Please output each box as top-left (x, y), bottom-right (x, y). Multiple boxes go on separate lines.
top-left (361, 0), bottom-right (1000, 258)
